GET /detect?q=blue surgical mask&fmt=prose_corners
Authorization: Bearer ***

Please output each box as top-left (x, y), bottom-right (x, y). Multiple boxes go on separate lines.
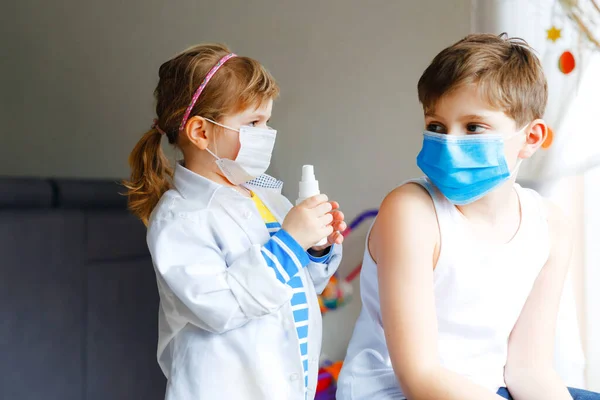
top-left (416, 128), bottom-right (525, 205)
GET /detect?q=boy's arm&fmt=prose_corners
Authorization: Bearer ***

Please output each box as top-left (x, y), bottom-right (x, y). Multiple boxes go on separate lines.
top-left (376, 183), bottom-right (504, 400)
top-left (504, 200), bottom-right (573, 400)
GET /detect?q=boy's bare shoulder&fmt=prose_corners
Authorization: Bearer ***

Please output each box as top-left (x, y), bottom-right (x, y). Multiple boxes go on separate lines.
top-left (381, 182), bottom-right (436, 216)
top-left (374, 182), bottom-right (439, 240)
top-left (369, 182), bottom-right (439, 266)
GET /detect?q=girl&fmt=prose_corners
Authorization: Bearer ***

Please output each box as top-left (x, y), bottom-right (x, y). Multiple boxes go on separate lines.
top-left (124, 44), bottom-right (345, 400)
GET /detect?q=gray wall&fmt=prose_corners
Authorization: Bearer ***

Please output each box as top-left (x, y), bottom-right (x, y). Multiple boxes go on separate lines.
top-left (1, 0), bottom-right (471, 361)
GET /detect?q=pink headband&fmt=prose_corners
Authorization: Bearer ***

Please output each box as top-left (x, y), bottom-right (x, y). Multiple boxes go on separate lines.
top-left (179, 53), bottom-right (237, 131)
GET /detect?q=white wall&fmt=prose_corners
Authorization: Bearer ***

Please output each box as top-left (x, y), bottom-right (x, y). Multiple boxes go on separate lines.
top-left (0, 0), bottom-right (471, 361)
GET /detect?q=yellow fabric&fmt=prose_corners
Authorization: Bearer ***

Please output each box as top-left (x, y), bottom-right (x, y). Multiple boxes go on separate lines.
top-left (251, 192), bottom-right (278, 223)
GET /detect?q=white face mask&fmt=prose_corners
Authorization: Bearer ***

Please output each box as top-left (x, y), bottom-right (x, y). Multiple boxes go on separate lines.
top-left (205, 119), bottom-right (277, 185)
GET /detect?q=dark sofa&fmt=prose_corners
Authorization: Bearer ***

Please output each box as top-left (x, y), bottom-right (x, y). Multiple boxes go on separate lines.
top-left (0, 178), bottom-right (165, 400)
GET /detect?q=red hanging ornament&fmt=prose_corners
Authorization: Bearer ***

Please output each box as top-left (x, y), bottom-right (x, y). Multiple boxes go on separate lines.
top-left (558, 51), bottom-right (576, 74)
top-left (542, 126), bottom-right (554, 149)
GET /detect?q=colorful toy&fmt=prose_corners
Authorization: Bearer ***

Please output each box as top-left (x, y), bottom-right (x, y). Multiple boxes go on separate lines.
top-left (315, 360), bottom-right (344, 400)
top-left (318, 274), bottom-right (352, 313)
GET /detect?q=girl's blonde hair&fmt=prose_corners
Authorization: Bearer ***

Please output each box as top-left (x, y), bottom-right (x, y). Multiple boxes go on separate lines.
top-left (123, 44), bottom-right (279, 225)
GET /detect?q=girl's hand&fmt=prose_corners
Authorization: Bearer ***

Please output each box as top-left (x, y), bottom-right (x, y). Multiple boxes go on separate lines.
top-left (310, 201), bottom-right (346, 253)
top-left (282, 195), bottom-right (334, 250)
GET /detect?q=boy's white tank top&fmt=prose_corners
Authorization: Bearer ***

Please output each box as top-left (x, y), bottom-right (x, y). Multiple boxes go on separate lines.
top-left (337, 178), bottom-right (550, 400)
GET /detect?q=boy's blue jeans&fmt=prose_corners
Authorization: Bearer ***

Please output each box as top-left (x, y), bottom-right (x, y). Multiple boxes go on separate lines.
top-left (497, 387), bottom-right (600, 399)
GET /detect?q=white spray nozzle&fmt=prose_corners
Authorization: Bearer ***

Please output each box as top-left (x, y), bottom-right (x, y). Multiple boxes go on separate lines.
top-left (301, 165), bottom-right (315, 182)
top-left (298, 165), bottom-right (320, 201)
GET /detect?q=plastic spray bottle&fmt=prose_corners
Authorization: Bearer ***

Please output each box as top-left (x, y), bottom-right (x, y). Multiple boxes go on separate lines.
top-left (296, 165), bottom-right (328, 247)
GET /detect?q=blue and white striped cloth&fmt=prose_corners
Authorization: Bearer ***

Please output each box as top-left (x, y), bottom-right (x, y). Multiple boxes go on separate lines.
top-left (261, 225), bottom-right (311, 389)
top-left (253, 191), bottom-right (333, 392)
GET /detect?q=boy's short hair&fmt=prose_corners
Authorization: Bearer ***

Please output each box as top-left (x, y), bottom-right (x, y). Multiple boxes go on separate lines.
top-left (417, 33), bottom-right (548, 126)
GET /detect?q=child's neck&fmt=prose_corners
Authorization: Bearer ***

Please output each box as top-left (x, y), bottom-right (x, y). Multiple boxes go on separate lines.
top-left (456, 179), bottom-right (521, 244)
top-left (184, 156), bottom-right (251, 197)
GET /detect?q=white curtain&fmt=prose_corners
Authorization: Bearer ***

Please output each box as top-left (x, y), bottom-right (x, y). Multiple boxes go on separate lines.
top-left (473, 0), bottom-right (597, 184)
top-left (472, 0), bottom-right (597, 388)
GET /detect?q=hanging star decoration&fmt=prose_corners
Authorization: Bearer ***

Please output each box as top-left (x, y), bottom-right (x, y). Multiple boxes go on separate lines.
top-left (547, 25), bottom-right (562, 42)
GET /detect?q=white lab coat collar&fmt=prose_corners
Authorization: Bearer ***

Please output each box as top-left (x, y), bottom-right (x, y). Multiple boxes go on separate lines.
top-left (173, 162), bottom-right (284, 205)
top-left (172, 162), bottom-right (285, 245)
top-left (172, 162), bottom-right (223, 205)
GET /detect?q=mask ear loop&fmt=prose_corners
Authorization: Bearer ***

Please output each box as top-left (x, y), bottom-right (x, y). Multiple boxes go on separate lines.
top-left (205, 118), bottom-right (240, 133)
top-left (213, 123), bottom-right (219, 160)
top-left (204, 118), bottom-right (241, 161)
top-left (511, 159), bottom-right (524, 176)
top-left (509, 124), bottom-right (530, 175)
top-left (205, 126), bottom-right (221, 161)
top-left (206, 147), bottom-right (219, 160)
top-left (506, 124), bottom-right (530, 141)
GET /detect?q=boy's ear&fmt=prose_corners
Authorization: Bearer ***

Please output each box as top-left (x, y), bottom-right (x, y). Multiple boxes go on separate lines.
top-left (183, 116), bottom-right (211, 151)
top-left (519, 119), bottom-right (547, 159)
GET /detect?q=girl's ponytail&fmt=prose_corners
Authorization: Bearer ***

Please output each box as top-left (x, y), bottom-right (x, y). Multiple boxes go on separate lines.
top-left (123, 127), bottom-right (173, 226)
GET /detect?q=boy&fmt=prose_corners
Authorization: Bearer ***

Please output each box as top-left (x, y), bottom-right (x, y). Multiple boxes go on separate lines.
top-left (337, 33), bottom-right (599, 400)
